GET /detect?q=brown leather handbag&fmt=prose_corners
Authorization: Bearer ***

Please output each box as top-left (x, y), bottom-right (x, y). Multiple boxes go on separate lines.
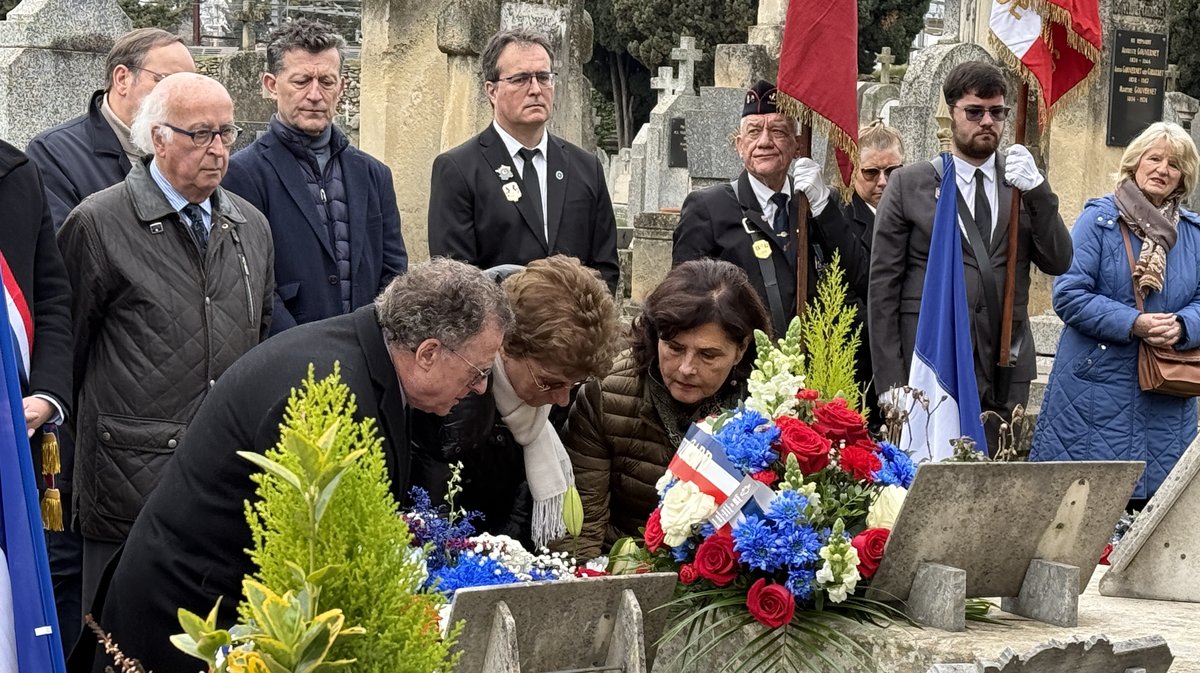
top-left (1120, 222), bottom-right (1200, 397)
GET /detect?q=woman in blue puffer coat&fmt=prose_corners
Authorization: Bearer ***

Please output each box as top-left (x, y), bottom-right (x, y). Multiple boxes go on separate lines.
top-left (1031, 122), bottom-right (1200, 506)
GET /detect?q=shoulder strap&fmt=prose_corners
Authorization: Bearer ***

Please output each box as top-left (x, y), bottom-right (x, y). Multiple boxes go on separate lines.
top-left (957, 189), bottom-right (1004, 358)
top-left (1120, 221), bottom-right (1145, 311)
top-left (731, 180), bottom-right (789, 336)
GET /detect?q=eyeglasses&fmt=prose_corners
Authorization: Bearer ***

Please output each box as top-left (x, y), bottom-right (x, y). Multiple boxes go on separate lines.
top-left (161, 123), bottom-right (242, 148)
top-left (524, 358), bottom-right (591, 393)
top-left (860, 164), bottom-right (903, 181)
top-left (445, 345), bottom-right (491, 388)
top-left (953, 105), bottom-right (1011, 122)
top-left (493, 71), bottom-right (557, 88)
top-left (129, 65), bottom-right (170, 83)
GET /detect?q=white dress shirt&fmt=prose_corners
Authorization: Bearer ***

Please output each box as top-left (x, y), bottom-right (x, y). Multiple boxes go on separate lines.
top-left (952, 153), bottom-right (998, 239)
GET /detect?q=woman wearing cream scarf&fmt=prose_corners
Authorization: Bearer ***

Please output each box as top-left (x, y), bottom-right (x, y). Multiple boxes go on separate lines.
top-left (410, 256), bottom-right (620, 548)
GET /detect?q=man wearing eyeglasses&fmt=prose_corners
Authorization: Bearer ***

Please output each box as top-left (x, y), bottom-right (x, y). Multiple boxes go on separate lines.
top-left (868, 61), bottom-right (1071, 453)
top-left (223, 19), bottom-right (407, 336)
top-left (28, 29), bottom-right (195, 231)
top-left (57, 73), bottom-right (274, 611)
top-left (428, 28), bottom-right (620, 294)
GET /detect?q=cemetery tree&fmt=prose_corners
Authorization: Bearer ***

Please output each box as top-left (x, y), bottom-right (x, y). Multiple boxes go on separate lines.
top-left (612, 0), bottom-right (755, 89)
top-left (119, 0), bottom-right (188, 30)
top-left (1169, 0), bottom-right (1200, 100)
top-left (586, 0), bottom-right (654, 149)
top-left (857, 0), bottom-right (931, 74)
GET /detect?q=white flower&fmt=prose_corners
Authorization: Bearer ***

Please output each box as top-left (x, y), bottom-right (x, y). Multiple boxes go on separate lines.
top-left (655, 469), bottom-right (676, 495)
top-left (659, 481), bottom-right (717, 547)
top-left (867, 485), bottom-right (908, 530)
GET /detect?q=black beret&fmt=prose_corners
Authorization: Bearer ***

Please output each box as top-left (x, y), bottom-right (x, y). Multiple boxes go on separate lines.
top-left (743, 80), bottom-right (779, 117)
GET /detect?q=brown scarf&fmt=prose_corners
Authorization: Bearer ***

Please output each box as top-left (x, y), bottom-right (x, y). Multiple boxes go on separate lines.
top-left (1116, 178), bottom-right (1181, 295)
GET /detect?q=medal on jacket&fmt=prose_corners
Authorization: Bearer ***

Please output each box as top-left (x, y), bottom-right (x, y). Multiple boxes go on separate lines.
top-left (503, 182), bottom-right (522, 202)
top-left (495, 164), bottom-right (514, 180)
top-left (753, 239), bottom-right (772, 259)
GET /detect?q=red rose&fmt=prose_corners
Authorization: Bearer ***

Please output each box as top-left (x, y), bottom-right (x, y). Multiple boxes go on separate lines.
top-left (775, 416), bottom-right (831, 474)
top-left (796, 389), bottom-right (820, 401)
top-left (751, 470), bottom-right (779, 487)
top-left (812, 398), bottom-right (870, 444)
top-left (644, 508), bottom-right (665, 553)
top-left (1100, 543), bottom-right (1113, 566)
top-left (839, 442), bottom-right (882, 482)
top-left (574, 567), bottom-right (608, 577)
top-left (746, 578), bottom-right (795, 628)
top-left (693, 534), bottom-right (741, 587)
top-left (679, 563), bottom-right (699, 585)
top-left (850, 527), bottom-right (890, 579)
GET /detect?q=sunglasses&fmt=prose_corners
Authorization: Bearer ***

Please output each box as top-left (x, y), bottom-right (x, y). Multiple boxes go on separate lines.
top-left (860, 164), bottom-right (903, 181)
top-left (953, 105), bottom-right (1012, 122)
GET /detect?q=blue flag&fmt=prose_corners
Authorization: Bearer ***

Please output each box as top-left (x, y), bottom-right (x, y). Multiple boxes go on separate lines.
top-left (901, 153), bottom-right (987, 461)
top-left (0, 277), bottom-right (65, 671)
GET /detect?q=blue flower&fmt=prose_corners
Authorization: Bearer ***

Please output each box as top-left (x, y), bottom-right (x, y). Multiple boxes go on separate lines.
top-left (427, 552), bottom-right (519, 597)
top-left (733, 515), bottom-right (779, 572)
top-left (671, 539), bottom-right (697, 563)
top-left (698, 522), bottom-right (717, 539)
top-left (766, 490), bottom-right (809, 524)
top-left (873, 441), bottom-right (917, 488)
top-left (773, 519), bottom-right (821, 568)
top-left (716, 410), bottom-right (781, 473)
top-left (786, 567), bottom-right (818, 601)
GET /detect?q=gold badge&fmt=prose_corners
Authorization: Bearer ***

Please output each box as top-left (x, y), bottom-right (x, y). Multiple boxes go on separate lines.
top-left (503, 182), bottom-right (522, 202)
top-left (753, 239), bottom-right (772, 259)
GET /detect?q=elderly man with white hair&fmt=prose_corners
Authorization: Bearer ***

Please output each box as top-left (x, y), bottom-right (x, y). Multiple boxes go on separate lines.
top-left (57, 72), bottom-right (274, 610)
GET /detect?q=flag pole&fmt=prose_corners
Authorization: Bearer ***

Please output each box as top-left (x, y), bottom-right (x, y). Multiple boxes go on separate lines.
top-left (998, 82), bottom-right (1029, 372)
top-left (795, 123), bottom-right (812, 321)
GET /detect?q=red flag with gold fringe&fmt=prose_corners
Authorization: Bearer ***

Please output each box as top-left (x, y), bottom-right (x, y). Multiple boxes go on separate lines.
top-left (775, 0), bottom-right (860, 191)
top-left (989, 0), bottom-right (1103, 118)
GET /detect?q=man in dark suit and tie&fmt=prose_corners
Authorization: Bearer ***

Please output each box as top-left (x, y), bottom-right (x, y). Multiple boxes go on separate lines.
top-left (223, 19), bottom-right (407, 335)
top-left (428, 28), bottom-right (619, 293)
top-left (82, 259), bottom-right (511, 673)
top-left (671, 80), bottom-right (842, 338)
top-left (868, 61), bottom-right (1072, 453)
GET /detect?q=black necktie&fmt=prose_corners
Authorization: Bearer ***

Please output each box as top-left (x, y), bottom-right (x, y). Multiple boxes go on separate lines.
top-left (182, 203), bottom-right (208, 255)
top-left (974, 169), bottom-right (992, 245)
top-left (770, 193), bottom-right (790, 237)
top-left (517, 147), bottom-right (545, 237)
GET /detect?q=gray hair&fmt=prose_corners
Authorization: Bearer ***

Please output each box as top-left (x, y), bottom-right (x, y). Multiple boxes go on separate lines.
top-left (130, 83), bottom-right (172, 154)
top-left (480, 28), bottom-right (554, 82)
top-left (265, 18), bottom-right (346, 75)
top-left (858, 120), bottom-right (905, 158)
top-left (1118, 121), bottom-right (1200, 199)
top-left (375, 258), bottom-right (513, 351)
top-left (105, 28), bottom-right (183, 91)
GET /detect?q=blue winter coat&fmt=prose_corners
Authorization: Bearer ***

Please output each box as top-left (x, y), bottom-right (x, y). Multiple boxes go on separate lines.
top-left (1030, 194), bottom-right (1200, 499)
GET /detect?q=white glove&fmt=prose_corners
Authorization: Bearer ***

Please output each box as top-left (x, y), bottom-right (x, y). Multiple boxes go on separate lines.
top-left (1004, 144), bottom-right (1044, 192)
top-left (792, 157), bottom-right (830, 216)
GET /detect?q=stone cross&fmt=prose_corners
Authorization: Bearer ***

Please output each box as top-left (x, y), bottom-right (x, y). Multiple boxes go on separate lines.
top-left (1167, 63), bottom-right (1180, 92)
top-left (670, 35), bottom-right (705, 96)
top-left (876, 46), bottom-right (896, 85)
top-left (650, 66), bottom-right (679, 103)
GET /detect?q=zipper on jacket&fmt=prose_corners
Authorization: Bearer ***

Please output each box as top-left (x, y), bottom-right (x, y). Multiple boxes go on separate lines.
top-left (230, 228), bottom-right (256, 327)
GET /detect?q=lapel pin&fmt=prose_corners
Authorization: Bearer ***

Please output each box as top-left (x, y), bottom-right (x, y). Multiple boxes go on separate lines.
top-left (502, 182), bottom-right (522, 202)
top-left (556, 170), bottom-right (564, 180)
top-left (496, 165), bottom-right (514, 181)
top-left (149, 222), bottom-right (164, 234)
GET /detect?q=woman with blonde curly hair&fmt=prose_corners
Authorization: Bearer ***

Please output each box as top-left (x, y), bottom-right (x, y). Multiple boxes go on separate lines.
top-left (1031, 122), bottom-right (1200, 506)
top-left (411, 255), bottom-right (621, 548)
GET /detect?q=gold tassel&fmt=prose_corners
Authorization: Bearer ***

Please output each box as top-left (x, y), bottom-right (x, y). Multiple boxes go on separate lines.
top-left (42, 431), bottom-right (61, 476)
top-left (41, 488), bottom-right (63, 532)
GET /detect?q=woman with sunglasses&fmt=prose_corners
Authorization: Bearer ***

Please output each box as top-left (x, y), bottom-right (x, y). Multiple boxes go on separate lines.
top-left (563, 259), bottom-right (771, 560)
top-left (410, 255), bottom-right (620, 550)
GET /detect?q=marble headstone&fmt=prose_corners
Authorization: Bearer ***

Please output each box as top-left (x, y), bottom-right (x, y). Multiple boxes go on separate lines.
top-left (447, 572), bottom-right (678, 673)
top-left (1100, 435), bottom-right (1200, 602)
top-left (868, 461), bottom-right (1143, 602)
top-left (926, 634), bottom-right (1173, 673)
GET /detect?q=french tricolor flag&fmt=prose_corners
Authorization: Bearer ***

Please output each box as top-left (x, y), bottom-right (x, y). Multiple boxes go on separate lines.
top-left (0, 255), bottom-right (64, 671)
top-left (667, 424), bottom-right (774, 527)
top-left (901, 154), bottom-right (987, 462)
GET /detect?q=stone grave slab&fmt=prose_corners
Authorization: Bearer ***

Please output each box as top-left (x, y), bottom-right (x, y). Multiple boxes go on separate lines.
top-left (868, 462), bottom-right (1143, 606)
top-left (1100, 435), bottom-right (1200, 603)
top-left (448, 572), bottom-right (678, 673)
top-left (684, 87), bottom-right (743, 183)
top-left (926, 634), bottom-right (1173, 673)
